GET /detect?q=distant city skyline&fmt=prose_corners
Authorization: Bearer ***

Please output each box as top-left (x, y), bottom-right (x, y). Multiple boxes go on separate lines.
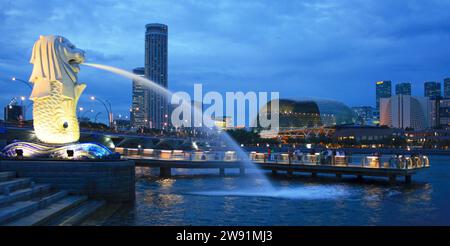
top-left (1, 1), bottom-right (450, 123)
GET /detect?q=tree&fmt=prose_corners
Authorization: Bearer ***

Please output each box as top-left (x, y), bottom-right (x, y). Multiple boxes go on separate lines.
top-left (225, 129), bottom-right (261, 145)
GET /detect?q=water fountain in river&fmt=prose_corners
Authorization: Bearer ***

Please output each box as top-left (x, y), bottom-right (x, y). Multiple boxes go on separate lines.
top-left (82, 62), bottom-right (274, 191)
top-left (82, 63), bottom-right (351, 199)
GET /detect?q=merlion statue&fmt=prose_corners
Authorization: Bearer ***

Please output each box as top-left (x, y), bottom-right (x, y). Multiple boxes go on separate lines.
top-left (0, 35), bottom-right (116, 159)
top-left (29, 35), bottom-right (86, 144)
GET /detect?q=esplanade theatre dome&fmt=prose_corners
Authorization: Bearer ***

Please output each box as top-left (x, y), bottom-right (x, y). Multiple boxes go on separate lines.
top-left (259, 98), bottom-right (355, 128)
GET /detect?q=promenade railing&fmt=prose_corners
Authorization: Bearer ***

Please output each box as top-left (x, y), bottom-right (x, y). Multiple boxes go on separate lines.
top-left (116, 147), bottom-right (429, 170)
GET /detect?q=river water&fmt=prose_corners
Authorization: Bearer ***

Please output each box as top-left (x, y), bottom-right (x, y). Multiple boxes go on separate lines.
top-left (95, 155), bottom-right (450, 226)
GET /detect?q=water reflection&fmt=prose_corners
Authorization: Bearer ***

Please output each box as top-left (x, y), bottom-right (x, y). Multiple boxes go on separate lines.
top-left (97, 156), bottom-right (449, 226)
top-left (157, 178), bottom-right (176, 189)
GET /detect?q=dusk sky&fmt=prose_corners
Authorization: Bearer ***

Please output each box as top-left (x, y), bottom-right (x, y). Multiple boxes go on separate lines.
top-left (1, 0), bottom-right (449, 123)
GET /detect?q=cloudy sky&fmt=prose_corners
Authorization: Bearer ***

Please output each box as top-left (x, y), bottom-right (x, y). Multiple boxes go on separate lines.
top-left (1, 0), bottom-right (449, 122)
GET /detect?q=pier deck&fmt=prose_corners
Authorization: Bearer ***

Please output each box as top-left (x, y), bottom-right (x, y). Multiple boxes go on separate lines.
top-left (130, 154), bottom-right (428, 184)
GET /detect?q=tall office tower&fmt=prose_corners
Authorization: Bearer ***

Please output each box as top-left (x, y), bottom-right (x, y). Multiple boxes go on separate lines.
top-left (424, 81), bottom-right (441, 99)
top-left (145, 23), bottom-right (169, 129)
top-left (395, 82), bottom-right (411, 96)
top-left (130, 67), bottom-right (147, 129)
top-left (375, 81), bottom-right (392, 110)
top-left (444, 78), bottom-right (450, 98)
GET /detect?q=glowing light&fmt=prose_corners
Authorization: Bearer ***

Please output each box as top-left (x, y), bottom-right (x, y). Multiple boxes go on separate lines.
top-left (0, 142), bottom-right (113, 159)
top-left (11, 77), bottom-right (16, 81)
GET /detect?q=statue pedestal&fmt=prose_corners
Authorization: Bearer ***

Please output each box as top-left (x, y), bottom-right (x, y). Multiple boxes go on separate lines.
top-left (0, 141), bottom-right (117, 160)
top-left (0, 158), bottom-right (135, 203)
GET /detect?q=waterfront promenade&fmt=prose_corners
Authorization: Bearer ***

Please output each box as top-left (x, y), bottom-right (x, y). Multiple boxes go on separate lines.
top-left (119, 148), bottom-right (430, 183)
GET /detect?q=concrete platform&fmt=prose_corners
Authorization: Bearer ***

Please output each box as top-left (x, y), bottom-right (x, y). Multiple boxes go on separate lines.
top-left (0, 159), bottom-right (135, 202)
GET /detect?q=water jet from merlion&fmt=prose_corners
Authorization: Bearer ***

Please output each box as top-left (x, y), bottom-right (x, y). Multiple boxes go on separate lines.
top-left (81, 62), bottom-right (275, 191)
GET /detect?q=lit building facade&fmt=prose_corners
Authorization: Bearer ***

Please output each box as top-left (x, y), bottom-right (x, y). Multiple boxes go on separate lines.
top-left (380, 95), bottom-right (432, 130)
top-left (424, 81), bottom-right (441, 99)
top-left (375, 80), bottom-right (392, 111)
top-left (3, 104), bottom-right (24, 122)
top-left (351, 106), bottom-right (374, 126)
top-left (212, 116), bottom-right (233, 130)
top-left (439, 98), bottom-right (450, 129)
top-left (261, 99), bottom-right (354, 129)
top-left (145, 23), bottom-right (169, 129)
top-left (429, 99), bottom-right (440, 129)
top-left (444, 78), bottom-right (450, 98)
top-left (395, 82), bottom-right (411, 95)
top-left (115, 119), bottom-right (131, 132)
top-left (130, 67), bottom-right (147, 129)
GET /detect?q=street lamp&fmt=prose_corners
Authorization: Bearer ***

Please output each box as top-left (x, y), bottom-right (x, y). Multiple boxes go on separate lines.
top-left (81, 109), bottom-right (94, 118)
top-left (91, 96), bottom-right (113, 127)
top-left (20, 96), bottom-right (26, 120)
top-left (11, 77), bottom-right (32, 90)
top-left (94, 112), bottom-right (102, 123)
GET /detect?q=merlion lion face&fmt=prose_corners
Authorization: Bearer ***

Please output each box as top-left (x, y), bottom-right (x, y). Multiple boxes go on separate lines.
top-left (29, 35), bottom-right (85, 89)
top-left (29, 35), bottom-right (87, 144)
top-left (58, 37), bottom-right (85, 76)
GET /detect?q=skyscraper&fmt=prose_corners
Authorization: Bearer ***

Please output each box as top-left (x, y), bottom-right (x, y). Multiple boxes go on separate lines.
top-left (424, 81), bottom-right (441, 99)
top-left (444, 78), bottom-right (450, 98)
top-left (145, 23), bottom-right (168, 129)
top-left (130, 67), bottom-right (146, 129)
top-left (395, 82), bottom-right (411, 96)
top-left (375, 80), bottom-right (392, 111)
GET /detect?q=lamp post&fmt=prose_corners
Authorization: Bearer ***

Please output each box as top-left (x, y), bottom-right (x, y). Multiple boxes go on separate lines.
top-left (94, 112), bottom-right (102, 123)
top-left (91, 96), bottom-right (113, 128)
top-left (20, 96), bottom-right (26, 120)
top-left (11, 77), bottom-right (33, 90)
top-left (10, 77), bottom-right (32, 120)
top-left (81, 109), bottom-right (94, 118)
top-left (23, 101), bottom-right (33, 118)
top-left (79, 109), bottom-right (94, 122)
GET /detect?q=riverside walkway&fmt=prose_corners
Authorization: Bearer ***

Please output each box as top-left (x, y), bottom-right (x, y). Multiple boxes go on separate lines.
top-left (117, 148), bottom-right (430, 184)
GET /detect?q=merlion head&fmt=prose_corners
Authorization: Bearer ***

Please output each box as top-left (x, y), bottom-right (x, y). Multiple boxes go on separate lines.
top-left (29, 35), bottom-right (85, 87)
